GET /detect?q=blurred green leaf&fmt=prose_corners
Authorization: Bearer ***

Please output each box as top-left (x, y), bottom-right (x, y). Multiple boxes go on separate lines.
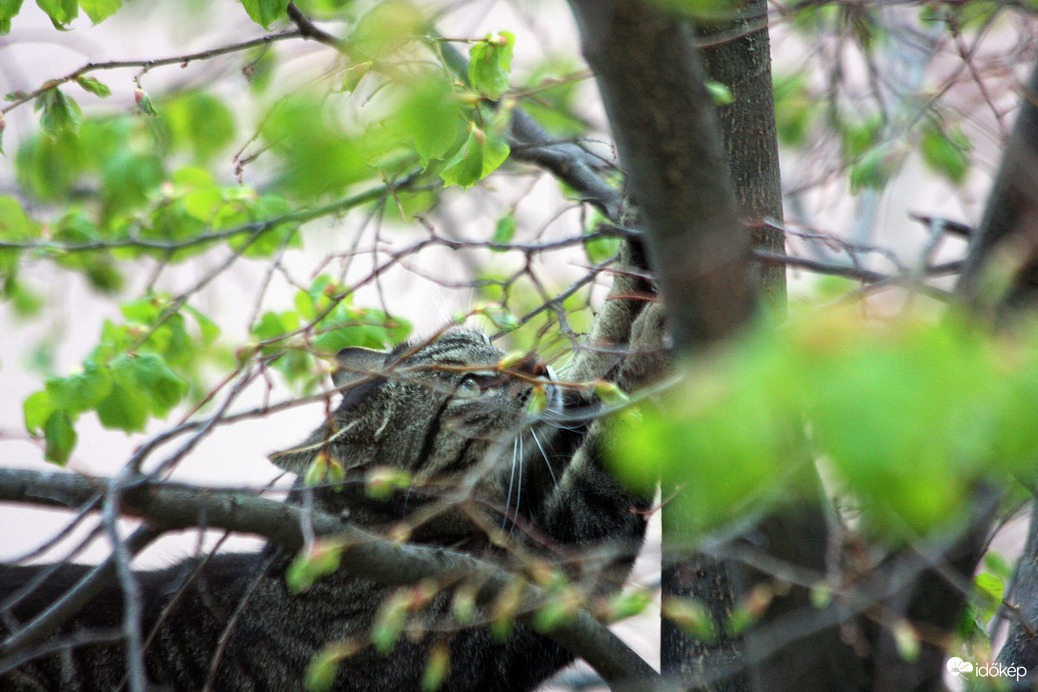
top-left (397, 76), bottom-right (465, 166)
top-left (773, 71), bottom-right (814, 147)
top-left (45, 365), bottom-right (112, 412)
top-left (161, 91), bottom-right (236, 163)
top-left (440, 125), bottom-right (509, 188)
top-left (96, 382), bottom-right (148, 432)
top-left (920, 121), bottom-right (970, 184)
top-left (705, 80), bottom-right (734, 106)
top-left (36, 0), bottom-right (76, 27)
top-left (468, 31), bottom-right (514, 99)
top-left (23, 389), bottom-right (55, 435)
top-left (241, 0), bottom-right (289, 28)
top-left (371, 590), bottom-right (410, 653)
top-left (79, 0), bottom-right (121, 23)
top-left (421, 641), bottom-right (450, 692)
top-left (0, 0), bottom-right (24, 34)
top-left (491, 212), bottom-right (516, 248)
top-left (75, 75), bottom-right (111, 97)
top-left (287, 539), bottom-right (344, 593)
top-left (109, 352), bottom-right (187, 415)
top-left (305, 646), bottom-right (343, 692)
top-left (43, 410), bottom-right (76, 464)
top-left (849, 142), bottom-right (906, 192)
top-left (263, 94), bottom-right (375, 200)
top-left (36, 90), bottom-right (82, 137)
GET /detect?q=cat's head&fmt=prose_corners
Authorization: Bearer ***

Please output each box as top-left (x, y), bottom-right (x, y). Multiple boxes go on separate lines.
top-left (269, 328), bottom-right (561, 507)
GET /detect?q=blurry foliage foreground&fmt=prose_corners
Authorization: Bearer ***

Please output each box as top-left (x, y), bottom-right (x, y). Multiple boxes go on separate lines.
top-left (612, 307), bottom-right (1038, 540)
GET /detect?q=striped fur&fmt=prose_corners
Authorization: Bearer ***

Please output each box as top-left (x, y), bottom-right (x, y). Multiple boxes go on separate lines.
top-left (1, 328), bottom-right (653, 691)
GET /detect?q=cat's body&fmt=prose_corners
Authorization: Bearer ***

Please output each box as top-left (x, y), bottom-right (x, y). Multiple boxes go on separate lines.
top-left (1, 318), bottom-right (662, 691)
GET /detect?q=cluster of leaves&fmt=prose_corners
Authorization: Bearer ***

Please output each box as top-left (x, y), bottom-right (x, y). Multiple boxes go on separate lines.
top-left (260, 13), bottom-right (519, 199)
top-left (22, 293), bottom-right (221, 463)
top-left (6, 88), bottom-right (301, 309)
top-left (612, 307), bottom-right (1038, 538)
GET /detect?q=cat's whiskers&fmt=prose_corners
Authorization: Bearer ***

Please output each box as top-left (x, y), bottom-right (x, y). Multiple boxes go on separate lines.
top-left (503, 436), bottom-right (518, 530)
top-left (530, 429), bottom-right (558, 488)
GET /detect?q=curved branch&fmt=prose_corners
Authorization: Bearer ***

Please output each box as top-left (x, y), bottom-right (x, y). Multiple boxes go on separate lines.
top-left (0, 467), bottom-right (662, 691)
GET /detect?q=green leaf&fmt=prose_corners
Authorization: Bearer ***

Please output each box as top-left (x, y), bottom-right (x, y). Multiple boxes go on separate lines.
top-left (240, 0), bottom-right (289, 28)
top-left (468, 31), bottom-right (515, 99)
top-left (365, 466), bottom-right (412, 500)
top-left (23, 389), bottom-right (55, 435)
top-left (604, 589), bottom-right (652, 621)
top-left (75, 75), bottom-right (111, 97)
top-left (773, 71), bottom-right (814, 146)
top-left (79, 0), bottom-right (120, 23)
top-left (920, 122), bottom-right (970, 184)
top-left (661, 597), bottom-right (716, 642)
top-left (892, 620), bottom-right (920, 662)
top-left (491, 213), bottom-right (516, 249)
top-left (263, 94), bottom-right (375, 200)
top-left (161, 91), bottom-right (236, 163)
top-left (849, 142), bottom-right (905, 192)
top-left (0, 0), bottom-right (24, 33)
top-left (973, 572), bottom-right (1005, 616)
top-left (440, 126), bottom-right (509, 188)
top-left (398, 76), bottom-right (465, 165)
top-left (96, 382), bottom-right (148, 432)
top-left (36, 0), bottom-right (76, 27)
top-left (109, 352), bottom-right (187, 416)
top-left (45, 366), bottom-right (113, 412)
top-left (35, 90), bottom-right (82, 137)
top-left (43, 410), bottom-right (77, 465)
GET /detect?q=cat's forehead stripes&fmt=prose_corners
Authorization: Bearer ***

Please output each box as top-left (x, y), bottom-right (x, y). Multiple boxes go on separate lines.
top-left (398, 329), bottom-right (505, 367)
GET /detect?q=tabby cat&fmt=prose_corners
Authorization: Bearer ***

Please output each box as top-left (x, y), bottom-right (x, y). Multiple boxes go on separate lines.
top-left (0, 296), bottom-right (664, 690)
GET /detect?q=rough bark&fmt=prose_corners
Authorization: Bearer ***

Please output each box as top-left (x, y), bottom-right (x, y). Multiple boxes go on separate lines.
top-left (566, 2), bottom-right (757, 690)
top-left (958, 59), bottom-right (1038, 312)
top-left (967, 58), bottom-right (1038, 690)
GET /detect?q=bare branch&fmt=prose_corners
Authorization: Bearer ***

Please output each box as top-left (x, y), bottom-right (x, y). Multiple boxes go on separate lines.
top-left (0, 468), bottom-right (663, 691)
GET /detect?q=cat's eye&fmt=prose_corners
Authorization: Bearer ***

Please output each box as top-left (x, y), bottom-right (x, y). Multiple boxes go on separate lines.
top-left (455, 374), bottom-right (483, 398)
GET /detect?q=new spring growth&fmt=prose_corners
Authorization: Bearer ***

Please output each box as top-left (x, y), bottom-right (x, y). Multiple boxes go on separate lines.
top-left (286, 538), bottom-right (346, 593)
top-left (134, 88), bottom-right (157, 116)
top-left (365, 466), bottom-right (413, 499)
top-left (592, 380), bottom-right (629, 407)
top-left (661, 597), bottom-right (716, 643)
top-left (304, 452), bottom-right (334, 487)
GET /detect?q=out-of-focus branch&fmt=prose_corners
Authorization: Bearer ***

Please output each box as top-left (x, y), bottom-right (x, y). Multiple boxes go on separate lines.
top-left (0, 468), bottom-right (663, 691)
top-left (958, 59), bottom-right (1038, 311)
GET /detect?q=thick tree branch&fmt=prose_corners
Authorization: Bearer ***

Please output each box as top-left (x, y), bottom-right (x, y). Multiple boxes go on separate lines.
top-left (958, 58), bottom-right (1038, 310)
top-left (566, 3), bottom-right (756, 691)
top-left (998, 493), bottom-right (1038, 689)
top-left (567, 0), bottom-right (754, 353)
top-left (0, 468), bottom-right (662, 691)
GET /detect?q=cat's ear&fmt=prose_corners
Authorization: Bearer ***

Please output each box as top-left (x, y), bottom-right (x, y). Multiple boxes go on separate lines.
top-left (332, 346), bottom-right (388, 389)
